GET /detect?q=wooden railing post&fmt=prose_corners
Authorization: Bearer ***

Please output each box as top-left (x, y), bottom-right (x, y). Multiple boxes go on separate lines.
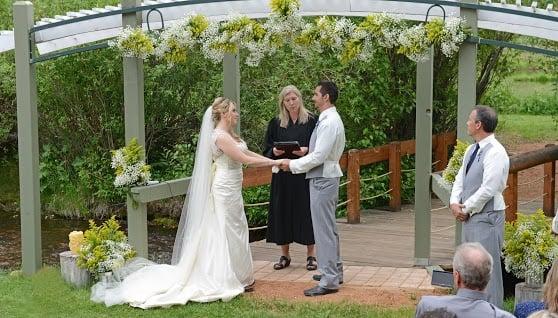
top-left (434, 133), bottom-right (448, 172)
top-left (347, 149), bottom-right (361, 224)
top-left (504, 172), bottom-right (518, 221)
top-left (543, 144), bottom-right (556, 216)
top-left (389, 142), bottom-right (402, 211)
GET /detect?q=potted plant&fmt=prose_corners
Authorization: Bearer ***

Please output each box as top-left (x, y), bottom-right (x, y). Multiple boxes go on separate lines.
top-left (503, 209), bottom-right (558, 306)
top-left (77, 216), bottom-right (136, 281)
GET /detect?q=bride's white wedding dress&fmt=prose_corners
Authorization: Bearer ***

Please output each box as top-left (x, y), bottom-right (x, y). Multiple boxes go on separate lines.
top-left (90, 108), bottom-right (254, 308)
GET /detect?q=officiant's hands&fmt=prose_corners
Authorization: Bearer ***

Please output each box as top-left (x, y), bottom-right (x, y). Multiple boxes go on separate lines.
top-left (273, 147), bottom-right (285, 157)
top-left (292, 147), bottom-right (308, 157)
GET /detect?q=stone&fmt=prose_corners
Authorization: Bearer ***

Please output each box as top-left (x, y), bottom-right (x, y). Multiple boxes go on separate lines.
top-left (514, 282), bottom-right (544, 309)
top-left (59, 251), bottom-right (90, 288)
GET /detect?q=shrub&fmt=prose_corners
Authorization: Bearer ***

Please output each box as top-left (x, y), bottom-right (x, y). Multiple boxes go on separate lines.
top-left (503, 210), bottom-right (558, 282)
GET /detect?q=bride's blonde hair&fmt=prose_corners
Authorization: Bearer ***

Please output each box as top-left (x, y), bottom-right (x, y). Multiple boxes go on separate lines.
top-left (211, 97), bottom-right (240, 140)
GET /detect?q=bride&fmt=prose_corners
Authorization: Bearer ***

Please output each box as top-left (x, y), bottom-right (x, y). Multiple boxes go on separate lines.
top-left (91, 97), bottom-right (282, 308)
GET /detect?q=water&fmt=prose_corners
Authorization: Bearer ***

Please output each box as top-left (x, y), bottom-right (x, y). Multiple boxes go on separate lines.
top-left (0, 210), bottom-right (176, 270)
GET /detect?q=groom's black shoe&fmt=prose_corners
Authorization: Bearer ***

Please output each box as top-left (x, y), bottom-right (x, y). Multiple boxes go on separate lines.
top-left (312, 274), bottom-right (343, 284)
top-left (304, 285), bottom-right (338, 297)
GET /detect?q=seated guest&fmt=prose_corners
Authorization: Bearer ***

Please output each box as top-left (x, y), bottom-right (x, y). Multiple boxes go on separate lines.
top-left (515, 258), bottom-right (558, 318)
top-left (417, 308), bottom-right (457, 318)
top-left (415, 242), bottom-right (514, 318)
top-left (528, 310), bottom-right (558, 318)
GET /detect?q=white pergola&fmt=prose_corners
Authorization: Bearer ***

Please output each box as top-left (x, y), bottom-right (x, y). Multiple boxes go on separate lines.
top-left (3, 0), bottom-right (557, 275)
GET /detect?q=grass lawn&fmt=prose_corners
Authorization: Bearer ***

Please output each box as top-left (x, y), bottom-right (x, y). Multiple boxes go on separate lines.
top-left (0, 268), bottom-right (414, 318)
top-left (497, 114), bottom-right (558, 143)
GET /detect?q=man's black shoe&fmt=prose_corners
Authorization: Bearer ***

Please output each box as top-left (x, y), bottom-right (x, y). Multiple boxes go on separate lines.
top-left (312, 274), bottom-right (343, 284)
top-left (304, 285), bottom-right (338, 297)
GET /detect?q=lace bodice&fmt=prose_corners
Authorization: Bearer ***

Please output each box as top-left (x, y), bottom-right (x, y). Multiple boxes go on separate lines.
top-left (212, 129), bottom-right (247, 170)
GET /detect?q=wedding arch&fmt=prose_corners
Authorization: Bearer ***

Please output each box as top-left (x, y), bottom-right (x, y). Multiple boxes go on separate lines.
top-left (3, 0), bottom-right (557, 275)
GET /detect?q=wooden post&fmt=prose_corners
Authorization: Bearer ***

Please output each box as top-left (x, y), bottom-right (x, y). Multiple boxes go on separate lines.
top-left (504, 172), bottom-right (518, 221)
top-left (389, 142), bottom-right (402, 211)
top-left (14, 1), bottom-right (42, 275)
top-left (543, 144), bottom-right (556, 216)
top-left (122, 0), bottom-right (148, 258)
top-left (223, 52), bottom-right (240, 132)
top-left (434, 133), bottom-right (448, 172)
top-left (456, 0), bottom-right (478, 246)
top-left (414, 46), bottom-right (433, 266)
top-left (347, 149), bottom-right (361, 224)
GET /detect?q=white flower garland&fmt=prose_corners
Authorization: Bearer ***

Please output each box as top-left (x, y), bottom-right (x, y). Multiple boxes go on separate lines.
top-left (111, 1), bottom-right (468, 66)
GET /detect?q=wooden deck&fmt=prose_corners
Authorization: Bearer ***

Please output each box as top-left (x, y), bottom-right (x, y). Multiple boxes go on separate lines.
top-left (250, 199), bottom-right (456, 268)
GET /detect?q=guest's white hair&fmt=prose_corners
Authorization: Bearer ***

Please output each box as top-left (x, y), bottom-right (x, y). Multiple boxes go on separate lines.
top-left (453, 242), bottom-right (493, 291)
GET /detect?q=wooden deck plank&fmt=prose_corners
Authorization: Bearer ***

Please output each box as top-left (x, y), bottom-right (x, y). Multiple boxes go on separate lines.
top-left (250, 199), bottom-right (455, 268)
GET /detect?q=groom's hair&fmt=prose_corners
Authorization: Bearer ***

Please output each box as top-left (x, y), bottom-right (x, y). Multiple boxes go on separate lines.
top-left (318, 80), bottom-right (338, 104)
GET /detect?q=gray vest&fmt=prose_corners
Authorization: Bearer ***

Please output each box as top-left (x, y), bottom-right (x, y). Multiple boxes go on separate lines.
top-left (305, 124), bottom-right (324, 179)
top-left (461, 143), bottom-right (495, 213)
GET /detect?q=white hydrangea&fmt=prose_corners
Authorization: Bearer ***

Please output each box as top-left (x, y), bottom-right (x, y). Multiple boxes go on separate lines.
top-left (108, 26), bottom-right (154, 59)
top-left (201, 20), bottom-right (226, 64)
top-left (398, 24), bottom-right (430, 62)
top-left (113, 161), bottom-right (148, 187)
top-left (97, 240), bottom-right (134, 273)
top-left (373, 13), bottom-right (403, 48)
top-left (440, 17), bottom-right (467, 58)
top-left (110, 149), bottom-right (125, 169)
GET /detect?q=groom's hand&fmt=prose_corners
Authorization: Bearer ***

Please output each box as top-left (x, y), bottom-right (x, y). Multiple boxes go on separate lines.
top-left (280, 159), bottom-right (291, 171)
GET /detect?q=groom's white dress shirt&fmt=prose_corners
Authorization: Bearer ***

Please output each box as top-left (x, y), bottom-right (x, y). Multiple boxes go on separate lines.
top-left (289, 107), bottom-right (345, 177)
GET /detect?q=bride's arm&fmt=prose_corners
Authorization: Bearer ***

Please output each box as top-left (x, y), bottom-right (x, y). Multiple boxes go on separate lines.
top-left (216, 134), bottom-right (281, 167)
top-left (244, 149), bottom-right (272, 161)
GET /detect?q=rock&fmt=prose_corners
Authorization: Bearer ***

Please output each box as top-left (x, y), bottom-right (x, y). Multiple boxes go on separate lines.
top-left (59, 251), bottom-right (90, 288)
top-left (515, 282), bottom-right (544, 309)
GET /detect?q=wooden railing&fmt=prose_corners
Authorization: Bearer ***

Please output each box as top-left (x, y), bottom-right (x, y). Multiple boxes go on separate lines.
top-left (504, 144), bottom-right (558, 221)
top-left (130, 134), bottom-right (556, 257)
top-left (242, 131), bottom-right (458, 224)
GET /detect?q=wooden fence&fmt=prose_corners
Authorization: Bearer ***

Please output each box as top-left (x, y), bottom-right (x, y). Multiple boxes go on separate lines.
top-left (504, 144), bottom-right (558, 221)
top-left (242, 131), bottom-right (458, 224)
top-left (243, 134), bottom-right (558, 224)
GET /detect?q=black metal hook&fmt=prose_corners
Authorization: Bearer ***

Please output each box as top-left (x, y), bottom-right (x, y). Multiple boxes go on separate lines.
top-left (425, 4), bottom-right (446, 23)
top-left (146, 8), bottom-right (164, 32)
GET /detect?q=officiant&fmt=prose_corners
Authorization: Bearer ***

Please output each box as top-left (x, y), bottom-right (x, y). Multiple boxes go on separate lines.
top-left (263, 85), bottom-right (317, 271)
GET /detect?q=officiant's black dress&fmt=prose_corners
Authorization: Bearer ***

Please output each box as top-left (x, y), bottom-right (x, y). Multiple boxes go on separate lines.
top-left (263, 115), bottom-right (317, 245)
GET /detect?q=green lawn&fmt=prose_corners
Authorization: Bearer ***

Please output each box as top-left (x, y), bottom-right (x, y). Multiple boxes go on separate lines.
top-left (497, 114), bottom-right (558, 142)
top-left (0, 268), bottom-right (414, 318)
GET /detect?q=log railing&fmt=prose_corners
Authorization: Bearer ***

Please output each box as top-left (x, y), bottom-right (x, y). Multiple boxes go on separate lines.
top-left (504, 144), bottom-right (558, 221)
top-left (242, 131), bottom-right (458, 224)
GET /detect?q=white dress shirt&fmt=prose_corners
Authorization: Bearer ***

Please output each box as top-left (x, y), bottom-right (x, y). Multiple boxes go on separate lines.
top-left (289, 107), bottom-right (345, 177)
top-left (450, 134), bottom-right (509, 215)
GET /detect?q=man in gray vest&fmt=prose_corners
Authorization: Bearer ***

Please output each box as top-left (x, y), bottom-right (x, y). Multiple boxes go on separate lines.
top-left (415, 242), bottom-right (514, 318)
top-left (449, 105), bottom-right (510, 308)
top-left (281, 80), bottom-right (346, 296)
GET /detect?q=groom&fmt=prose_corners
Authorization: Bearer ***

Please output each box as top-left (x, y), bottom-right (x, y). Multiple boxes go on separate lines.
top-left (281, 80), bottom-right (346, 296)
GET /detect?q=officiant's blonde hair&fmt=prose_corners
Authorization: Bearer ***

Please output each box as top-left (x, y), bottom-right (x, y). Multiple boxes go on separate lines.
top-left (278, 85), bottom-right (310, 128)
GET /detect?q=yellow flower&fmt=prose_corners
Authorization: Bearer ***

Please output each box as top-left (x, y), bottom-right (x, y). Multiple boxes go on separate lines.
top-left (69, 231), bottom-right (84, 254)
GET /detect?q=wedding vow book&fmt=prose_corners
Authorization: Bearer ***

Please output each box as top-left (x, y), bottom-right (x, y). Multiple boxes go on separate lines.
top-left (274, 141), bottom-right (300, 153)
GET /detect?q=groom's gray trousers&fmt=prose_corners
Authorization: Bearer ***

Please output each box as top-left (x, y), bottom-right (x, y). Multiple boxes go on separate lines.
top-left (309, 177), bottom-right (343, 290)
